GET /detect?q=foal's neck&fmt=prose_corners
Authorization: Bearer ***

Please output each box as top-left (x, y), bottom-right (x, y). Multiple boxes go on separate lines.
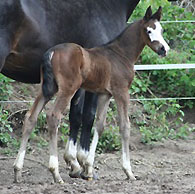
top-left (110, 20), bottom-right (145, 64)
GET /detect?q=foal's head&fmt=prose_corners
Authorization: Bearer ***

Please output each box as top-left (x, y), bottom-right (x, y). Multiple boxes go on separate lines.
top-left (141, 6), bottom-right (170, 57)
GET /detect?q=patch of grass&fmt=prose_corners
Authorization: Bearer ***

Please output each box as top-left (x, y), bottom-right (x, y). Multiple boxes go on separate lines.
top-left (97, 126), bottom-right (121, 153)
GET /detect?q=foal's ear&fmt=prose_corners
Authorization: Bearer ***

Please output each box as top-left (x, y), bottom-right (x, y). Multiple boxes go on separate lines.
top-left (152, 6), bottom-right (162, 21)
top-left (144, 6), bottom-right (152, 21)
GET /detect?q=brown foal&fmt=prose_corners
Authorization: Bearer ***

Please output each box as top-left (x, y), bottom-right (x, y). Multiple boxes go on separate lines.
top-left (14, 6), bottom-right (170, 183)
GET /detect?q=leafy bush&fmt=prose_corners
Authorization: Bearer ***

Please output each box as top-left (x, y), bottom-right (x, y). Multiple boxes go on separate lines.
top-left (97, 126), bottom-right (121, 153)
top-left (0, 108), bottom-right (13, 146)
top-left (138, 100), bottom-right (190, 143)
top-left (128, 0), bottom-right (195, 143)
top-left (0, 74), bottom-right (13, 101)
top-left (0, 75), bottom-right (15, 147)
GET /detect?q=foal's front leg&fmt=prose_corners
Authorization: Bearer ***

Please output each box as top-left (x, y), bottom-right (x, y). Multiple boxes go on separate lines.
top-left (13, 94), bottom-right (48, 182)
top-left (115, 91), bottom-right (136, 180)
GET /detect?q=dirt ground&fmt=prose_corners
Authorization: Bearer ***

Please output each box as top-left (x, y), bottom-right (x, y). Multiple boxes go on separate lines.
top-left (0, 83), bottom-right (195, 193)
top-left (0, 130), bottom-right (195, 194)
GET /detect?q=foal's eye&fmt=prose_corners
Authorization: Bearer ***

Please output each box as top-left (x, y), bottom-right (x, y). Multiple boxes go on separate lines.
top-left (147, 30), bottom-right (152, 34)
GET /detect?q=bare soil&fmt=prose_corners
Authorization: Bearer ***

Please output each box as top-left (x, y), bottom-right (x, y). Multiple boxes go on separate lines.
top-left (1, 84), bottom-right (195, 193)
top-left (0, 131), bottom-right (195, 194)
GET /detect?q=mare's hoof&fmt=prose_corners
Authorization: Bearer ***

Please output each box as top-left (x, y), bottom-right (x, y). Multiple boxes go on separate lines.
top-left (81, 171), bottom-right (98, 181)
top-left (135, 175), bottom-right (141, 180)
top-left (87, 177), bottom-right (93, 181)
top-left (69, 171), bottom-right (81, 178)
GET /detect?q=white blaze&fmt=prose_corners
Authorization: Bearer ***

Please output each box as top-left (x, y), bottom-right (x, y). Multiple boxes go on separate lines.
top-left (147, 21), bottom-right (170, 54)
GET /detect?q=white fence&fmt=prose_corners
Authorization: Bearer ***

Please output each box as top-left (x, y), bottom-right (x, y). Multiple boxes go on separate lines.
top-left (134, 64), bottom-right (195, 70)
top-left (127, 20), bottom-right (195, 23)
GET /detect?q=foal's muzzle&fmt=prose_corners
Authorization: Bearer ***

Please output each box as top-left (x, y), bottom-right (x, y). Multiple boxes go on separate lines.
top-left (157, 46), bottom-right (166, 57)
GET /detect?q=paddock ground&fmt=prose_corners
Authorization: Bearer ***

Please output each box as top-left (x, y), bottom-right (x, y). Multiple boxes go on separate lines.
top-left (0, 129), bottom-right (195, 194)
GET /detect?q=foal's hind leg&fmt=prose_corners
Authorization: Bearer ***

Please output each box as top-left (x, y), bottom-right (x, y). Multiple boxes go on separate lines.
top-left (13, 93), bottom-right (48, 183)
top-left (47, 91), bottom-right (77, 183)
top-left (114, 91), bottom-right (136, 181)
top-left (82, 94), bottom-right (111, 180)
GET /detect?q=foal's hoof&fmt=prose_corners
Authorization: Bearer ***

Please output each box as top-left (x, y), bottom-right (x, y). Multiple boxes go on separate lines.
top-left (126, 173), bottom-right (136, 181)
top-left (81, 172), bottom-right (98, 181)
top-left (13, 168), bottom-right (22, 183)
top-left (58, 179), bottom-right (65, 184)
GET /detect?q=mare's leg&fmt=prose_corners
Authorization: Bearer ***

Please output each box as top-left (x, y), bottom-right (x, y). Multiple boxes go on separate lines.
top-left (69, 89), bottom-right (85, 142)
top-left (82, 94), bottom-right (111, 180)
top-left (13, 93), bottom-right (48, 183)
top-left (64, 89), bottom-right (85, 178)
top-left (77, 92), bottom-right (98, 171)
top-left (48, 90), bottom-right (78, 183)
top-left (114, 91), bottom-right (136, 180)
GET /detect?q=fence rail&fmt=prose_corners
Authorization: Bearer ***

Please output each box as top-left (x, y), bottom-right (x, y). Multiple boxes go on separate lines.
top-left (160, 20), bottom-right (195, 23)
top-left (128, 20), bottom-right (195, 24)
top-left (134, 64), bottom-right (195, 70)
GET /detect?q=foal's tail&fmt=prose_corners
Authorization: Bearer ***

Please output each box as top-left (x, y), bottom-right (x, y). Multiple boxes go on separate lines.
top-left (41, 50), bottom-right (58, 99)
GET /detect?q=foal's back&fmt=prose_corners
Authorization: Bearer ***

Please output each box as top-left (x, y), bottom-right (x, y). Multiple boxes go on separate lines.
top-left (50, 42), bottom-right (134, 95)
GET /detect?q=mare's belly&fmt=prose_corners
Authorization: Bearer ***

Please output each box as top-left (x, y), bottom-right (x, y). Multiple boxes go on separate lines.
top-left (2, 52), bottom-right (41, 83)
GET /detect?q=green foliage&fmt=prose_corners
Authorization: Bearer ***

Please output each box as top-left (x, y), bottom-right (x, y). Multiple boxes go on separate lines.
top-left (0, 75), bottom-right (15, 147)
top-left (137, 100), bottom-right (191, 143)
top-left (96, 103), bottom-right (121, 153)
top-left (97, 126), bottom-right (121, 153)
top-left (59, 121), bottom-right (69, 143)
top-left (29, 112), bottom-right (47, 143)
top-left (0, 108), bottom-right (13, 146)
top-left (0, 74), bottom-right (13, 101)
top-left (130, 0), bottom-right (194, 106)
top-left (35, 112), bottom-right (47, 132)
top-left (129, 1), bottom-right (195, 143)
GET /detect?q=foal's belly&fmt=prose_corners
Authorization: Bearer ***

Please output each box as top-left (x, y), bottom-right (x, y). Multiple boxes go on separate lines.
top-left (81, 81), bottom-right (111, 94)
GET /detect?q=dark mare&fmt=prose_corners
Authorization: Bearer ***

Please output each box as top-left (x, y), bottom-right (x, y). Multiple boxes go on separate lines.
top-left (0, 0), bottom-right (140, 180)
top-left (13, 6), bottom-right (170, 183)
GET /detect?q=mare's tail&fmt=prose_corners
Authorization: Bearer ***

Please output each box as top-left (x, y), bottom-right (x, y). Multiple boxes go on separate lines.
top-left (41, 51), bottom-right (58, 99)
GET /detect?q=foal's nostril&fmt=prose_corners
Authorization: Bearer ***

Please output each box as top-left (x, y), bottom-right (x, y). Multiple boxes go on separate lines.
top-left (161, 46), bottom-right (165, 51)
top-left (157, 46), bottom-right (166, 57)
